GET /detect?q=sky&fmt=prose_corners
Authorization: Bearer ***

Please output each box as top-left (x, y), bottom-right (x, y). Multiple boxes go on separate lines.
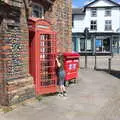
top-left (72, 0), bottom-right (120, 8)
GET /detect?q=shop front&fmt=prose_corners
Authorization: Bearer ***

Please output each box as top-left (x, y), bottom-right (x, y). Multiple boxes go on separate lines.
top-left (72, 33), bottom-right (120, 55)
top-left (72, 34), bottom-right (93, 54)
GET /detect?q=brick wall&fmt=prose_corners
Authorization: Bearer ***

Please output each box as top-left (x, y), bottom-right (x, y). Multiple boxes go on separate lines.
top-left (45, 0), bottom-right (72, 52)
top-left (0, 2), bottom-right (34, 105)
top-left (30, 0), bottom-right (72, 52)
top-left (0, 17), bottom-right (5, 104)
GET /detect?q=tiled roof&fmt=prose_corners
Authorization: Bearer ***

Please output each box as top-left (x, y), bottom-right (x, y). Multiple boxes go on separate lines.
top-left (72, 8), bottom-right (85, 15)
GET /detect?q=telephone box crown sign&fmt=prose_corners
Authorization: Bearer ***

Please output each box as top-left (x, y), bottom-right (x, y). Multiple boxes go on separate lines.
top-left (28, 17), bottom-right (52, 31)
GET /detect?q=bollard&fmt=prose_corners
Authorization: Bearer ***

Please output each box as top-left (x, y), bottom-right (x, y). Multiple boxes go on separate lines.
top-left (85, 55), bottom-right (87, 69)
top-left (108, 58), bottom-right (111, 73)
top-left (94, 54), bottom-right (97, 70)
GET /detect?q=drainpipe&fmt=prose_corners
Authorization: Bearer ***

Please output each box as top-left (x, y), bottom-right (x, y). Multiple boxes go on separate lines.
top-left (118, 7), bottom-right (120, 54)
top-left (119, 7), bottom-right (120, 32)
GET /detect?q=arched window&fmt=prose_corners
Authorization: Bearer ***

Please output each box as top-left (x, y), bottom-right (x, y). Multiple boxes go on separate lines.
top-left (32, 3), bottom-right (44, 18)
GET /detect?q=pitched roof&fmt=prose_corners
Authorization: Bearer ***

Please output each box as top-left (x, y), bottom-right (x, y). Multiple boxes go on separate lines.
top-left (72, 8), bottom-right (85, 15)
top-left (84, 0), bottom-right (120, 8)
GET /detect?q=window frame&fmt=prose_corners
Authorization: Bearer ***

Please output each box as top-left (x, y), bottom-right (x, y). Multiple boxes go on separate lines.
top-left (32, 2), bottom-right (44, 18)
top-left (91, 8), bottom-right (97, 17)
top-left (105, 20), bottom-right (112, 31)
top-left (105, 8), bottom-right (111, 17)
top-left (90, 20), bottom-right (97, 31)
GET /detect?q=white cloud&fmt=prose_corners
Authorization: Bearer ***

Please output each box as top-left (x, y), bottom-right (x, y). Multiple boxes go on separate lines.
top-left (72, 4), bottom-right (79, 8)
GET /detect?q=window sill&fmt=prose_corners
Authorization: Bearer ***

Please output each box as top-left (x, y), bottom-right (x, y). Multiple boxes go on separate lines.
top-left (90, 29), bottom-right (97, 31)
top-left (104, 15), bottom-right (111, 17)
top-left (104, 29), bottom-right (112, 31)
top-left (91, 16), bottom-right (97, 17)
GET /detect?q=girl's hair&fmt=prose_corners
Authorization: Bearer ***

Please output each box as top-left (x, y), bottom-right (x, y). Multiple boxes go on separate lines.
top-left (58, 54), bottom-right (64, 69)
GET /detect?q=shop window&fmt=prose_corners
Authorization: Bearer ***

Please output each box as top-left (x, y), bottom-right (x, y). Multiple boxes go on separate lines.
top-left (91, 8), bottom-right (97, 17)
top-left (103, 38), bottom-right (110, 51)
top-left (96, 38), bottom-right (110, 52)
top-left (105, 8), bottom-right (111, 16)
top-left (80, 38), bottom-right (85, 51)
top-left (32, 3), bottom-right (44, 18)
top-left (87, 39), bottom-right (92, 51)
top-left (105, 20), bottom-right (112, 31)
top-left (90, 20), bottom-right (97, 30)
top-left (96, 39), bottom-right (102, 52)
top-left (112, 36), bottom-right (119, 53)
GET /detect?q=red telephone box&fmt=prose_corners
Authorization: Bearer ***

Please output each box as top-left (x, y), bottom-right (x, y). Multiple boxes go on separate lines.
top-left (28, 17), bottom-right (57, 95)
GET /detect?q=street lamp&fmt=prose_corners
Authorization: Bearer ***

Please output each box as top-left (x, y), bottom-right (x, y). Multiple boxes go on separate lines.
top-left (84, 27), bottom-right (89, 68)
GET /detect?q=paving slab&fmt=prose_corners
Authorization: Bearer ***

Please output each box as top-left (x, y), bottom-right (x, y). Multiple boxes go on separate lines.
top-left (1, 69), bottom-right (120, 120)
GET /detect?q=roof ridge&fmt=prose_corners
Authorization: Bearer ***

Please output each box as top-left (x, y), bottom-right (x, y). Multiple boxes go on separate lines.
top-left (84, 0), bottom-right (120, 8)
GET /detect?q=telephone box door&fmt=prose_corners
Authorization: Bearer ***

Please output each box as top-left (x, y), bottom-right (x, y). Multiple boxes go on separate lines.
top-left (38, 32), bottom-right (57, 94)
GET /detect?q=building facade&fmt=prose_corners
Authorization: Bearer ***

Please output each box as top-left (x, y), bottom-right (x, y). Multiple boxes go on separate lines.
top-left (72, 0), bottom-right (120, 55)
top-left (0, 0), bottom-right (72, 105)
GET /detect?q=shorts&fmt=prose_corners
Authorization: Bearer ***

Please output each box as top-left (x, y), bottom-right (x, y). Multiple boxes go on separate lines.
top-left (58, 70), bottom-right (65, 86)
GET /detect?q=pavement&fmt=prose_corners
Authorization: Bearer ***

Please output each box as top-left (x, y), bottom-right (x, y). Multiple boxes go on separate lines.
top-left (80, 54), bottom-right (120, 71)
top-left (0, 68), bottom-right (120, 120)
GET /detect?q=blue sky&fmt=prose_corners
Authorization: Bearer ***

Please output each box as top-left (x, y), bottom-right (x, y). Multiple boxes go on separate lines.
top-left (72, 0), bottom-right (120, 8)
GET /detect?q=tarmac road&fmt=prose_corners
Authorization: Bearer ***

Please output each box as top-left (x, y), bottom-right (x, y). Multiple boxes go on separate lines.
top-left (1, 69), bottom-right (120, 120)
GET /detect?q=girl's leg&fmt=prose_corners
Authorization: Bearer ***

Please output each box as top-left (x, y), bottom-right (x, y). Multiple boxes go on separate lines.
top-left (61, 85), bottom-right (66, 92)
top-left (57, 85), bottom-right (63, 96)
top-left (61, 85), bottom-right (67, 96)
top-left (60, 85), bottom-right (63, 93)
top-left (58, 71), bottom-right (66, 96)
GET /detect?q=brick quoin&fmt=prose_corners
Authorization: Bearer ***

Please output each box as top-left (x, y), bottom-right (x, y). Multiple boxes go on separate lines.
top-left (0, 0), bottom-right (72, 105)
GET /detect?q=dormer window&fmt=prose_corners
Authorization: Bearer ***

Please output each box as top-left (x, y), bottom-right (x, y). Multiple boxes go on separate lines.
top-left (91, 8), bottom-right (97, 17)
top-left (105, 8), bottom-right (111, 16)
top-left (32, 3), bottom-right (44, 18)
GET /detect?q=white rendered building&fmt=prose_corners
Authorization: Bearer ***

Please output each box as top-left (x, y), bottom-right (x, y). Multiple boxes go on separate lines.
top-left (72, 0), bottom-right (120, 54)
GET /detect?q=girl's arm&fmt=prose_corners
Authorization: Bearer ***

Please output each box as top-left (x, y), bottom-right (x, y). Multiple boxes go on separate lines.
top-left (56, 58), bottom-right (61, 67)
